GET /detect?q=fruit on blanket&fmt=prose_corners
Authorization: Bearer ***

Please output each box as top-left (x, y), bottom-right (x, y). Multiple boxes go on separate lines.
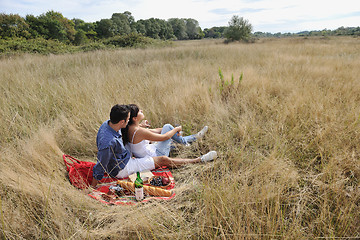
top-left (162, 177), bottom-right (170, 185)
top-left (149, 176), bottom-right (170, 187)
top-left (150, 176), bottom-right (162, 186)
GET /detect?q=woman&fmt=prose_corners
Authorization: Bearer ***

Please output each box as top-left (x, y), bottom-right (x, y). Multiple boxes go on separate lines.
top-left (122, 104), bottom-right (211, 158)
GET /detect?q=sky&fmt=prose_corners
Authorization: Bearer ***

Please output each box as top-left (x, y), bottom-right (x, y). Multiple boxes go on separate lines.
top-left (1, 0), bottom-right (359, 33)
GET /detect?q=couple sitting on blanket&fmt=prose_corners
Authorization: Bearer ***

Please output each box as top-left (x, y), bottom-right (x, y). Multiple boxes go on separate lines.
top-left (91, 104), bottom-right (217, 188)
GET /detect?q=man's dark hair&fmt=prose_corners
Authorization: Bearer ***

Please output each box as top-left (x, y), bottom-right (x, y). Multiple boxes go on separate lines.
top-left (110, 104), bottom-right (130, 124)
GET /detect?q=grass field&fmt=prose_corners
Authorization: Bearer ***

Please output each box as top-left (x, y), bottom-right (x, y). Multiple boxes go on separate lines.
top-left (0, 37), bottom-right (359, 239)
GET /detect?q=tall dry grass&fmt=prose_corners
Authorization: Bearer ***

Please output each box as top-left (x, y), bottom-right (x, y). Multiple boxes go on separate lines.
top-left (0, 37), bottom-right (359, 239)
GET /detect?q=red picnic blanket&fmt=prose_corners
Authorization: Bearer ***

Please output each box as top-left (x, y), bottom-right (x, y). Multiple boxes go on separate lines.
top-left (63, 154), bottom-right (175, 205)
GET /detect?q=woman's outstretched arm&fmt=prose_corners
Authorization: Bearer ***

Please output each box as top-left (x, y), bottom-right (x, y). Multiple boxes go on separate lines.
top-left (134, 126), bottom-right (181, 143)
top-left (148, 128), bottom-right (162, 133)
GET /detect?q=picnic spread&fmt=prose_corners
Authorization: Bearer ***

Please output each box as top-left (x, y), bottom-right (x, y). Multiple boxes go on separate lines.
top-left (63, 154), bottom-right (175, 205)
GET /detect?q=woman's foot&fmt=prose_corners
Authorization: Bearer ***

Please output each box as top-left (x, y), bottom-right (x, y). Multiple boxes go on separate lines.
top-left (195, 126), bottom-right (208, 139)
top-left (200, 151), bottom-right (218, 162)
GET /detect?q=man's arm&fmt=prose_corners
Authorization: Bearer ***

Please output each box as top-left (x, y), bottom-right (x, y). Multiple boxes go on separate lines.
top-left (92, 148), bottom-right (112, 187)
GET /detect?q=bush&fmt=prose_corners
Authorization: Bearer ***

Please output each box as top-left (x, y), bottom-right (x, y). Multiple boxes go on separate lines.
top-left (103, 33), bottom-right (154, 48)
top-left (0, 38), bottom-right (76, 55)
top-left (0, 33), bottom-right (164, 56)
top-left (78, 42), bottom-right (109, 52)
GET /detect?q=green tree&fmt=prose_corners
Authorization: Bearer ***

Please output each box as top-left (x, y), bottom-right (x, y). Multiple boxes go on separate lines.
top-left (72, 18), bottom-right (97, 40)
top-left (73, 18), bottom-right (95, 32)
top-left (73, 18), bottom-right (85, 30)
top-left (43, 11), bottom-right (75, 42)
top-left (74, 29), bottom-right (88, 45)
top-left (204, 27), bottom-right (227, 38)
top-left (335, 26), bottom-right (346, 36)
top-left (0, 13), bottom-right (31, 39)
top-left (136, 18), bottom-right (174, 40)
top-left (135, 20), bottom-right (146, 35)
top-left (157, 19), bottom-right (174, 39)
top-left (168, 18), bottom-right (187, 40)
top-left (111, 11), bottom-right (135, 35)
top-left (143, 18), bottom-right (161, 39)
top-left (184, 18), bottom-right (202, 39)
top-left (123, 11), bottom-right (136, 31)
top-left (204, 28), bottom-right (214, 38)
top-left (25, 11), bottom-right (75, 42)
top-left (25, 14), bottom-right (42, 38)
top-left (224, 15), bottom-right (252, 42)
top-left (353, 27), bottom-right (360, 36)
top-left (95, 19), bottom-right (114, 38)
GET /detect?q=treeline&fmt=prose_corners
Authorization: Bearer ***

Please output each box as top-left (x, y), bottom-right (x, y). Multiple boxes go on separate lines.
top-left (201, 27), bottom-right (360, 40)
top-left (253, 26), bottom-right (360, 38)
top-left (203, 27), bottom-right (227, 38)
top-left (2, 10), bottom-right (359, 43)
top-left (0, 11), bottom-right (204, 45)
top-left (1, 10), bottom-right (359, 55)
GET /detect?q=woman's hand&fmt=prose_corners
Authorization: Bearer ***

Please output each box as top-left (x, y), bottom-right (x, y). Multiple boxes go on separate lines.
top-left (139, 120), bottom-right (151, 128)
top-left (175, 126), bottom-right (182, 135)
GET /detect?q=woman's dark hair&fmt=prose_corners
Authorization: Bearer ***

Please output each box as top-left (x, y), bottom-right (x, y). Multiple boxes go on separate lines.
top-left (121, 104), bottom-right (139, 144)
top-left (110, 104), bottom-right (130, 124)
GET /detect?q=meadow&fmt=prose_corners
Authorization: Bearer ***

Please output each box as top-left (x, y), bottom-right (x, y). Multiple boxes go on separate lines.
top-left (0, 37), bottom-right (359, 239)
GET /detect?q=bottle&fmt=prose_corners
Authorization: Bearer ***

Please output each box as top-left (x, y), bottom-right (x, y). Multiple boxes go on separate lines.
top-left (134, 172), bottom-right (144, 201)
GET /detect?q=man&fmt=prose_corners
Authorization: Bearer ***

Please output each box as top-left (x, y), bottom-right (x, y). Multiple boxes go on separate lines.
top-left (91, 104), bottom-right (131, 187)
top-left (91, 104), bottom-right (217, 188)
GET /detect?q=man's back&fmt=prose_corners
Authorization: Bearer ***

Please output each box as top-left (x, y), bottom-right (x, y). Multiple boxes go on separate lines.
top-left (93, 120), bottom-right (131, 180)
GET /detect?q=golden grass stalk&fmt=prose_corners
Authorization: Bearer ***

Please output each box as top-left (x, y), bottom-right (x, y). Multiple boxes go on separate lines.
top-left (0, 37), bottom-right (359, 239)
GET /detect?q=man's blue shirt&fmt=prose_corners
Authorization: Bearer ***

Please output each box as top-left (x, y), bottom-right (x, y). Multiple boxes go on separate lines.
top-left (92, 120), bottom-right (131, 181)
